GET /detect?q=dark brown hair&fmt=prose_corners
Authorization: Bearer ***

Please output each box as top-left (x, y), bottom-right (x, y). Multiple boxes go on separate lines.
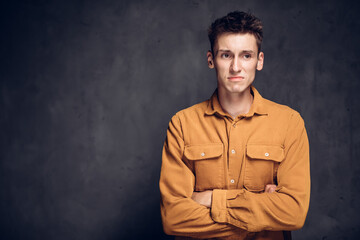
top-left (208, 11), bottom-right (263, 54)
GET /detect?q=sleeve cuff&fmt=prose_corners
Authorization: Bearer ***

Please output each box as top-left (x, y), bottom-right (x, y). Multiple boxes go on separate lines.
top-left (211, 189), bottom-right (228, 223)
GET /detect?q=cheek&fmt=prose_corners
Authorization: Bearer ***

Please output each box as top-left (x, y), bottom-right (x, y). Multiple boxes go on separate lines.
top-left (214, 64), bottom-right (226, 76)
top-left (243, 62), bottom-right (258, 72)
top-left (216, 62), bottom-right (230, 73)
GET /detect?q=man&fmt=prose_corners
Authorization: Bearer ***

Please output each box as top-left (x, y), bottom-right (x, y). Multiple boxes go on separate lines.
top-left (159, 11), bottom-right (310, 240)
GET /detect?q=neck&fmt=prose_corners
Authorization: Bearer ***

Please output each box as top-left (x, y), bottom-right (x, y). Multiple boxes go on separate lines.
top-left (218, 87), bottom-right (253, 118)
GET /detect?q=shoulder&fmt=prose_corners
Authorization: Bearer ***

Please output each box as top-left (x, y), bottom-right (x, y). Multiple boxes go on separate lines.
top-left (261, 98), bottom-right (305, 131)
top-left (172, 99), bottom-right (210, 121)
top-left (263, 98), bottom-right (302, 118)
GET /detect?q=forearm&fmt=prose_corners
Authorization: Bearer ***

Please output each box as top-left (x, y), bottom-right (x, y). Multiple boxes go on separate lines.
top-left (189, 185), bottom-right (301, 233)
top-left (160, 193), bottom-right (245, 238)
top-left (191, 184), bottom-right (276, 208)
top-left (160, 169), bottom-right (244, 238)
top-left (211, 186), bottom-right (310, 232)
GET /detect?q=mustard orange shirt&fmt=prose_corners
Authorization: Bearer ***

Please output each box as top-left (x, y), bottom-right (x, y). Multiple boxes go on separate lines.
top-left (159, 86), bottom-right (310, 239)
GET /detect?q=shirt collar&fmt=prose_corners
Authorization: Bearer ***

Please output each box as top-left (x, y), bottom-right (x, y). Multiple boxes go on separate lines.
top-left (205, 85), bottom-right (268, 118)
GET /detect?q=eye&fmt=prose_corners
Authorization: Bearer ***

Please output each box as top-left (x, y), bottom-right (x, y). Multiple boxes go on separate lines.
top-left (243, 54), bottom-right (252, 59)
top-left (221, 53), bottom-right (231, 59)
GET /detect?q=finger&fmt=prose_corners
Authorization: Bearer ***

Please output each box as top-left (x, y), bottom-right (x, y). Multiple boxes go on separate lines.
top-left (191, 192), bottom-right (198, 201)
top-left (265, 184), bottom-right (277, 193)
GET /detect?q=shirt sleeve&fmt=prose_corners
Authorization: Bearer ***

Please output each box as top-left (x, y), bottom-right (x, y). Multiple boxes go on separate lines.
top-left (159, 114), bottom-right (246, 238)
top-left (211, 112), bottom-right (310, 232)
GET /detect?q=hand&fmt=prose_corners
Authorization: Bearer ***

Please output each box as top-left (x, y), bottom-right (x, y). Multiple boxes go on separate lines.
top-left (265, 184), bottom-right (277, 193)
top-left (191, 190), bottom-right (213, 208)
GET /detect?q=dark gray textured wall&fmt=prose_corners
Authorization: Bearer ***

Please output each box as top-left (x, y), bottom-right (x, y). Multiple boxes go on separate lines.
top-left (1, 0), bottom-right (360, 239)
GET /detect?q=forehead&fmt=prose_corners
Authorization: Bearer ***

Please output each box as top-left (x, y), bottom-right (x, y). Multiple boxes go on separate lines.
top-left (214, 33), bottom-right (258, 53)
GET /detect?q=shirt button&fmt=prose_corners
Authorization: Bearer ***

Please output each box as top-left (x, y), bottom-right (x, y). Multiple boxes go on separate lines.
top-left (265, 152), bottom-right (269, 157)
top-left (231, 149), bottom-right (236, 154)
top-left (232, 124), bottom-right (236, 128)
top-left (201, 152), bottom-right (205, 157)
top-left (230, 179), bottom-right (235, 184)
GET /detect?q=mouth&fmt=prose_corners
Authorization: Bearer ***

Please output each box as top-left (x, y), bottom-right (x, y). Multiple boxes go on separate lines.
top-left (228, 76), bottom-right (245, 81)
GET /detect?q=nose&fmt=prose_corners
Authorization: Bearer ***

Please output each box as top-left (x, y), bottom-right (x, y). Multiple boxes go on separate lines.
top-left (230, 56), bottom-right (242, 72)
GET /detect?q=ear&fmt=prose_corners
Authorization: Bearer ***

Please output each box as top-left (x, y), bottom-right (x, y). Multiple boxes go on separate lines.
top-left (207, 51), bottom-right (214, 69)
top-left (256, 52), bottom-right (264, 71)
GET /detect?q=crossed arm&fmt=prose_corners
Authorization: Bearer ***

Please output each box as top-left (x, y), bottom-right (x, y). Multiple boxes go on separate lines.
top-left (191, 184), bottom-right (277, 208)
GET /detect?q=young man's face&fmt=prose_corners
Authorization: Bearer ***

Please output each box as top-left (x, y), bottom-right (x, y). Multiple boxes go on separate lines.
top-left (207, 33), bottom-right (264, 95)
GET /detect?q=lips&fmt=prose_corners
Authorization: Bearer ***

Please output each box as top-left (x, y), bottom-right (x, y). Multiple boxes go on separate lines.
top-left (228, 76), bottom-right (244, 81)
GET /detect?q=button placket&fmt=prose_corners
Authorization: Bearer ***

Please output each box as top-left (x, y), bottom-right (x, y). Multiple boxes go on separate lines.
top-left (229, 118), bottom-right (242, 189)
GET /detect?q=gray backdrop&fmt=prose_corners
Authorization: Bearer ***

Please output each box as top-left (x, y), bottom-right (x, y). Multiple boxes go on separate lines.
top-left (1, 0), bottom-right (360, 239)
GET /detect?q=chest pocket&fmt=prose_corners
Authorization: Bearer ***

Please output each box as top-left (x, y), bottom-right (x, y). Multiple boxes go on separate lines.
top-left (244, 144), bottom-right (284, 192)
top-left (184, 143), bottom-right (224, 191)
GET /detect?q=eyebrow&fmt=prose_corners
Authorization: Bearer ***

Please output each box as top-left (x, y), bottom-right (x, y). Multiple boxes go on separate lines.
top-left (216, 49), bottom-right (256, 55)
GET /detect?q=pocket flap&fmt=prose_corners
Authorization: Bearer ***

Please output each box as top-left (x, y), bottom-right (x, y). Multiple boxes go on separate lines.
top-left (246, 145), bottom-right (284, 162)
top-left (184, 143), bottom-right (223, 160)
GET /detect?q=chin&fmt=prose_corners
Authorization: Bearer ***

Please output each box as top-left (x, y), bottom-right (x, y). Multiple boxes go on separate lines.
top-left (227, 85), bottom-right (249, 94)
top-left (218, 80), bottom-right (251, 94)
